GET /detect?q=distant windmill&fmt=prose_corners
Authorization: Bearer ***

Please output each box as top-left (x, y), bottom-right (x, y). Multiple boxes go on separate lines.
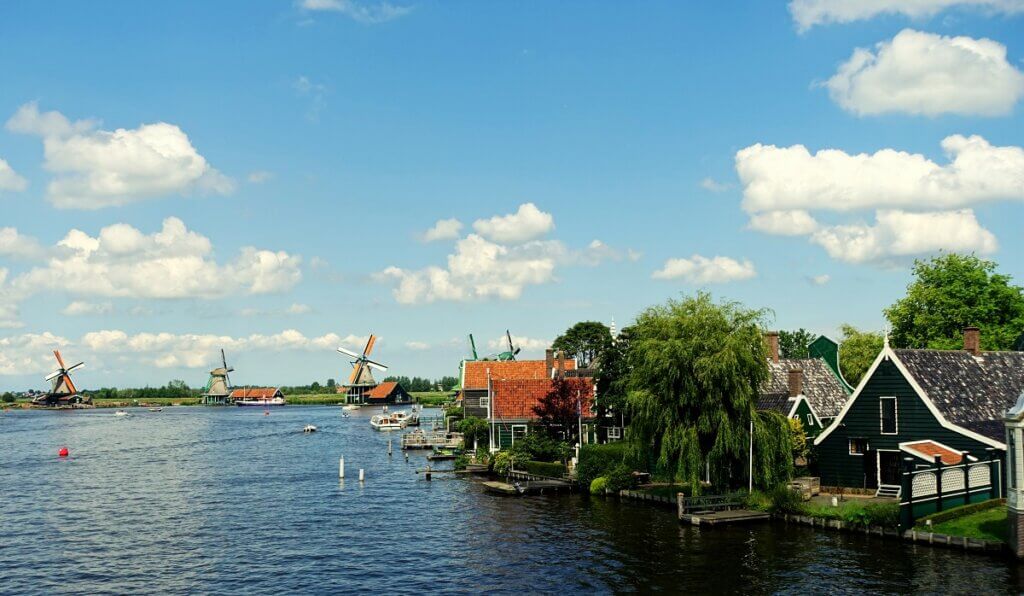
top-left (33, 350), bottom-right (87, 407)
top-left (337, 335), bottom-right (388, 387)
top-left (202, 349), bottom-right (234, 405)
top-left (492, 330), bottom-right (521, 361)
top-left (467, 334), bottom-right (480, 361)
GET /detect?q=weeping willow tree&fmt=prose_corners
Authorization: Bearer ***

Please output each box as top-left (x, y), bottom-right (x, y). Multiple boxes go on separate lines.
top-left (625, 292), bottom-right (792, 491)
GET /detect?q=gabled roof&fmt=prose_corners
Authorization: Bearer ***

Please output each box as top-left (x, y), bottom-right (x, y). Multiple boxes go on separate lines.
top-left (756, 391), bottom-right (791, 416)
top-left (491, 377), bottom-right (594, 420)
top-left (762, 358), bottom-right (848, 418)
top-left (462, 359), bottom-right (576, 389)
top-left (894, 349), bottom-right (1024, 441)
top-left (365, 381), bottom-right (402, 400)
top-left (230, 387), bottom-right (282, 399)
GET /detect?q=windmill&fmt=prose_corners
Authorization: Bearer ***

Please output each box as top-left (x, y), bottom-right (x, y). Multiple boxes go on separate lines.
top-left (202, 349), bottom-right (234, 405)
top-left (33, 350), bottom-right (87, 407)
top-left (492, 330), bottom-right (521, 361)
top-left (467, 334), bottom-right (480, 361)
top-left (337, 334), bottom-right (388, 403)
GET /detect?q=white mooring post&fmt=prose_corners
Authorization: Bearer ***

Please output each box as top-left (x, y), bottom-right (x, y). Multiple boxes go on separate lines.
top-left (388, 439), bottom-right (393, 457)
top-left (359, 468), bottom-right (365, 482)
top-left (339, 456), bottom-right (345, 479)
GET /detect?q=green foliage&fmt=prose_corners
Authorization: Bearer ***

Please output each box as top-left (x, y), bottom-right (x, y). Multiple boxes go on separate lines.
top-left (752, 411), bottom-right (795, 490)
top-left (1, 392), bottom-right (14, 403)
top-left (552, 321), bottom-right (612, 368)
top-left (382, 375), bottom-right (456, 392)
top-left (595, 326), bottom-right (631, 415)
top-left (802, 500), bottom-right (901, 529)
top-left (604, 463), bottom-right (634, 493)
top-left (474, 447), bottom-right (491, 466)
top-left (625, 292), bottom-right (772, 489)
top-left (577, 442), bottom-right (628, 489)
top-left (744, 489), bottom-right (772, 512)
top-left (768, 485), bottom-right (805, 514)
top-left (509, 433), bottom-right (570, 463)
top-left (414, 392), bottom-right (452, 406)
top-left (915, 498), bottom-right (1004, 526)
top-left (86, 380), bottom-right (198, 401)
top-left (453, 454), bottom-right (469, 470)
top-left (885, 253), bottom-right (1024, 350)
top-left (590, 476), bottom-right (609, 495)
top-left (788, 418), bottom-right (808, 460)
top-left (491, 451), bottom-right (512, 476)
top-left (778, 329), bottom-right (815, 359)
top-left (521, 460), bottom-right (567, 477)
top-left (532, 378), bottom-right (586, 444)
top-left (916, 502), bottom-right (1006, 542)
top-left (456, 416), bottom-right (489, 449)
top-left (838, 324), bottom-right (884, 387)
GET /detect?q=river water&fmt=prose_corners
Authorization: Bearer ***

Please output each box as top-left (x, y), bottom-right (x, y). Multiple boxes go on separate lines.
top-left (1, 406), bottom-right (1021, 594)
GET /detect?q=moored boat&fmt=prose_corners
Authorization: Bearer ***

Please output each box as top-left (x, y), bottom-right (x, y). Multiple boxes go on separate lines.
top-left (236, 396), bottom-right (286, 407)
top-left (370, 413), bottom-right (408, 430)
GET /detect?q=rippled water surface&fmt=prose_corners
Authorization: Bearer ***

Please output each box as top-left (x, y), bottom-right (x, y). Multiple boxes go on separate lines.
top-left (2, 406), bottom-right (1022, 594)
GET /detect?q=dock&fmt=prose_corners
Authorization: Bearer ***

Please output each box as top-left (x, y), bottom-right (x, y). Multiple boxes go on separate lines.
top-left (481, 479), bottom-right (573, 496)
top-left (401, 429), bottom-right (463, 451)
top-left (679, 509), bottom-right (770, 526)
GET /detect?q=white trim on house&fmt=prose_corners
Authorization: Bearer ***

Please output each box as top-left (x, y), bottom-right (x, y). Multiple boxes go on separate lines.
top-left (899, 440), bottom-right (979, 463)
top-left (511, 424), bottom-right (527, 445)
top-left (879, 396), bottom-right (898, 435)
top-left (813, 346), bottom-right (1006, 450)
top-left (607, 426), bottom-right (622, 440)
top-left (877, 448), bottom-right (902, 488)
top-left (785, 394), bottom-right (823, 429)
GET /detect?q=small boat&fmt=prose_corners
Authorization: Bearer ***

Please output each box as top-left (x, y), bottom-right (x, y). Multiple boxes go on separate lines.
top-left (370, 413), bottom-right (408, 430)
top-left (341, 412), bottom-right (350, 418)
top-left (303, 424), bottom-right (318, 433)
top-left (114, 410), bottom-right (129, 417)
top-left (148, 407), bottom-right (163, 412)
top-left (342, 404), bottom-right (359, 411)
top-left (236, 397), bottom-right (285, 407)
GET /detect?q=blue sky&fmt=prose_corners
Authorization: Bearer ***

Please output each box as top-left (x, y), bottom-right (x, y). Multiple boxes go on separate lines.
top-left (1, 1), bottom-right (1023, 390)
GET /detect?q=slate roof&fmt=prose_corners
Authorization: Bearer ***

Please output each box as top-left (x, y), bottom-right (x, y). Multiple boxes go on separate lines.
top-left (757, 391), bottom-right (792, 416)
top-left (462, 359), bottom-right (576, 389)
top-left (895, 349), bottom-right (1024, 441)
top-left (491, 378), bottom-right (594, 420)
top-left (762, 359), bottom-right (848, 418)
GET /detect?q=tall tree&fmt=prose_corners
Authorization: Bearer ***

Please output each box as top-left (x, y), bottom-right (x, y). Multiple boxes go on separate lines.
top-left (595, 326), bottom-right (632, 416)
top-left (778, 329), bottom-right (815, 359)
top-left (626, 293), bottom-right (789, 489)
top-left (838, 324), bottom-right (884, 387)
top-left (552, 321), bottom-right (612, 368)
top-left (533, 377), bottom-right (586, 444)
top-left (885, 254), bottom-right (1024, 350)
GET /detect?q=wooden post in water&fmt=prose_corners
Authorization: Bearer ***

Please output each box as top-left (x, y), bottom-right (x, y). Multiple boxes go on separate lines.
top-left (425, 465), bottom-right (432, 481)
top-left (339, 456), bottom-right (345, 479)
top-left (388, 439), bottom-right (393, 457)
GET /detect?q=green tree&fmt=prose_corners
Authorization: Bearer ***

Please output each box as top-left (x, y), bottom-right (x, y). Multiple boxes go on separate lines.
top-left (838, 324), bottom-right (884, 387)
top-left (626, 292), bottom-right (790, 490)
top-left (1, 392), bottom-right (14, 403)
top-left (595, 326), bottom-right (632, 416)
top-left (552, 321), bottom-right (612, 368)
top-left (778, 329), bottom-right (815, 359)
top-left (456, 416), bottom-right (489, 450)
top-left (885, 253), bottom-right (1024, 350)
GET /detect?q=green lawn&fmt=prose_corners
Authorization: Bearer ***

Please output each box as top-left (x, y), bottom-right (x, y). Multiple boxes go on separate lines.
top-left (411, 391), bottom-right (453, 406)
top-left (917, 506), bottom-right (1007, 542)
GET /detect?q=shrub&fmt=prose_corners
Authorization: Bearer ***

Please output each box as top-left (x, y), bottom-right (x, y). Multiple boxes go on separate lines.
top-left (744, 490), bottom-right (772, 512)
top-left (1, 392), bottom-right (14, 403)
top-left (492, 451), bottom-right (512, 476)
top-left (474, 447), bottom-right (491, 466)
top-left (456, 416), bottom-right (489, 449)
top-left (510, 434), bottom-right (570, 463)
top-left (453, 454), bottom-right (469, 470)
top-left (578, 442), bottom-right (628, 489)
top-left (522, 460), bottom-right (567, 478)
top-left (590, 476), bottom-right (609, 495)
top-left (915, 498), bottom-right (1004, 527)
top-left (604, 463), bottom-right (635, 493)
top-left (768, 484), bottom-right (805, 514)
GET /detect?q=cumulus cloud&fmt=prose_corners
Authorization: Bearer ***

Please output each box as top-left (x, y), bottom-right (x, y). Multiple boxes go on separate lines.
top-left (61, 301), bottom-right (113, 316)
top-left (405, 340), bottom-right (431, 351)
top-left (810, 209), bottom-right (997, 264)
top-left (700, 177), bottom-right (731, 192)
top-left (825, 29), bottom-right (1024, 117)
top-left (789, 0), bottom-right (1024, 31)
top-left (287, 303), bottom-right (311, 314)
top-left (0, 269), bottom-right (22, 328)
top-left (5, 102), bottom-right (234, 209)
top-left (0, 158), bottom-right (27, 192)
top-left (747, 210), bottom-right (820, 236)
top-left (472, 203), bottom-right (555, 244)
top-left (298, 0), bottom-right (413, 22)
top-left (0, 332), bottom-right (71, 374)
top-left (652, 255), bottom-right (757, 284)
top-left (247, 170), bottom-right (273, 184)
top-left (0, 228), bottom-right (47, 260)
top-left (736, 135), bottom-right (1024, 214)
top-left (422, 218), bottom-right (463, 242)
top-left (487, 335), bottom-right (550, 352)
top-left (808, 274), bottom-right (832, 286)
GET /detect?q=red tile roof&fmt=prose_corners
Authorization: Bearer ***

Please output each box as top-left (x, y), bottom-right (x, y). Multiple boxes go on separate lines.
top-left (366, 381), bottom-right (400, 400)
top-left (901, 440), bottom-right (966, 465)
top-left (491, 377), bottom-right (594, 420)
top-left (462, 359), bottom-right (576, 389)
top-left (229, 387), bottom-right (282, 399)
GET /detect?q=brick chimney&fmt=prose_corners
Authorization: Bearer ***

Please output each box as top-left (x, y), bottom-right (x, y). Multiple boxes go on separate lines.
top-left (546, 349), bottom-right (555, 378)
top-left (766, 331), bottom-right (780, 363)
top-left (964, 326), bottom-right (981, 356)
top-left (556, 350), bottom-right (565, 379)
top-left (788, 368), bottom-right (803, 398)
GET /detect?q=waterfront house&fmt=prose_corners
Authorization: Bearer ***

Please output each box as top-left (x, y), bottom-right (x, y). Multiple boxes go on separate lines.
top-left (757, 368), bottom-right (824, 438)
top-left (361, 380), bottom-right (413, 405)
top-left (762, 332), bottom-right (850, 429)
top-left (813, 327), bottom-right (1023, 497)
top-left (488, 375), bottom-right (596, 451)
top-left (459, 349), bottom-right (577, 420)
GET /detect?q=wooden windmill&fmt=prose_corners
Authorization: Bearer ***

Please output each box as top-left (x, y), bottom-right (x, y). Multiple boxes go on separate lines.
top-left (337, 335), bottom-right (388, 404)
top-left (32, 350), bottom-right (88, 407)
top-left (202, 349), bottom-right (234, 405)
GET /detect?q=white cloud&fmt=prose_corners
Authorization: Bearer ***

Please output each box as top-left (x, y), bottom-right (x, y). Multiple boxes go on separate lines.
top-left (487, 335), bottom-right (550, 352)
top-left (5, 102), bottom-right (234, 209)
top-left (0, 269), bottom-right (22, 328)
top-left (247, 170), bottom-right (273, 184)
top-left (9, 217), bottom-right (301, 303)
top-left (61, 301), bottom-right (113, 316)
top-left (747, 210), bottom-right (820, 236)
top-left (736, 135), bottom-right (1024, 214)
top-left (0, 332), bottom-right (71, 374)
top-left (472, 203), bottom-right (554, 244)
top-left (700, 177), bottom-right (731, 192)
top-left (652, 255), bottom-right (757, 284)
top-left (422, 218), bottom-right (463, 242)
top-left (375, 234), bottom-right (558, 304)
top-left (287, 303), bottom-right (311, 314)
top-left (810, 209), bottom-right (997, 264)
top-left (294, 76), bottom-right (328, 122)
top-left (0, 158), bottom-right (27, 192)
top-left (809, 274), bottom-right (832, 286)
top-left (298, 0), bottom-right (413, 23)
top-left (789, 0), bottom-right (1024, 31)
top-left (0, 227), bottom-right (46, 260)
top-left (825, 29), bottom-right (1024, 117)
top-left (405, 340), bottom-right (431, 351)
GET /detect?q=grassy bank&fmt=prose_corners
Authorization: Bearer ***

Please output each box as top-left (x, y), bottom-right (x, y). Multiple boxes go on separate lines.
top-left (411, 391), bottom-right (453, 406)
top-left (745, 488), bottom-right (900, 529)
top-left (92, 397), bottom-right (201, 407)
top-left (914, 500), bottom-right (1006, 542)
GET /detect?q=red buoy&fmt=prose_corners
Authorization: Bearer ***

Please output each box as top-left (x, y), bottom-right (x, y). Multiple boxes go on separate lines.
top-left (58, 447), bottom-right (69, 457)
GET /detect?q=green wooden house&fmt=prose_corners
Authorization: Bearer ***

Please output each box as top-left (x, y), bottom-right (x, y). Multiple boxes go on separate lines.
top-left (814, 328), bottom-right (1023, 497)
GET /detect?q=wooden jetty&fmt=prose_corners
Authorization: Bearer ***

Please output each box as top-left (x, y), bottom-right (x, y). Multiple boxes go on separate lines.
top-left (482, 479), bottom-right (573, 496)
top-left (401, 429), bottom-right (463, 451)
top-left (677, 493), bottom-right (769, 527)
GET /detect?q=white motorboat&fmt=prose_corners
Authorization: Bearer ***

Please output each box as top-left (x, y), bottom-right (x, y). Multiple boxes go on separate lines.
top-left (303, 424), bottom-right (318, 433)
top-left (148, 407), bottom-right (163, 412)
top-left (114, 410), bottom-right (129, 417)
top-left (370, 413), bottom-right (408, 430)
top-left (342, 404), bottom-right (359, 411)
top-left (236, 396), bottom-right (285, 407)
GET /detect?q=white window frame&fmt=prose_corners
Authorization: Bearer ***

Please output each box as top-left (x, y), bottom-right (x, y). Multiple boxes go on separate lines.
top-left (849, 438), bottom-right (868, 455)
top-left (607, 426), bottom-right (622, 440)
top-left (806, 414), bottom-right (814, 427)
top-left (511, 424), bottom-right (527, 445)
top-left (879, 396), bottom-right (898, 435)
top-left (479, 396), bottom-right (490, 409)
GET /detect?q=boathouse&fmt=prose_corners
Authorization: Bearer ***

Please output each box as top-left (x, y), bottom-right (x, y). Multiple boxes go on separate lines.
top-left (361, 381), bottom-right (412, 405)
top-left (814, 328), bottom-right (1022, 497)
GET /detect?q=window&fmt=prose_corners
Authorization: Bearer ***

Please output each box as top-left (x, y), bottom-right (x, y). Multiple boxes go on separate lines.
top-left (806, 414), bottom-right (814, 427)
top-left (880, 397), bottom-right (898, 435)
top-left (479, 396), bottom-right (490, 409)
top-left (511, 424), bottom-right (527, 444)
top-left (608, 426), bottom-right (622, 440)
top-left (849, 438), bottom-right (868, 455)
